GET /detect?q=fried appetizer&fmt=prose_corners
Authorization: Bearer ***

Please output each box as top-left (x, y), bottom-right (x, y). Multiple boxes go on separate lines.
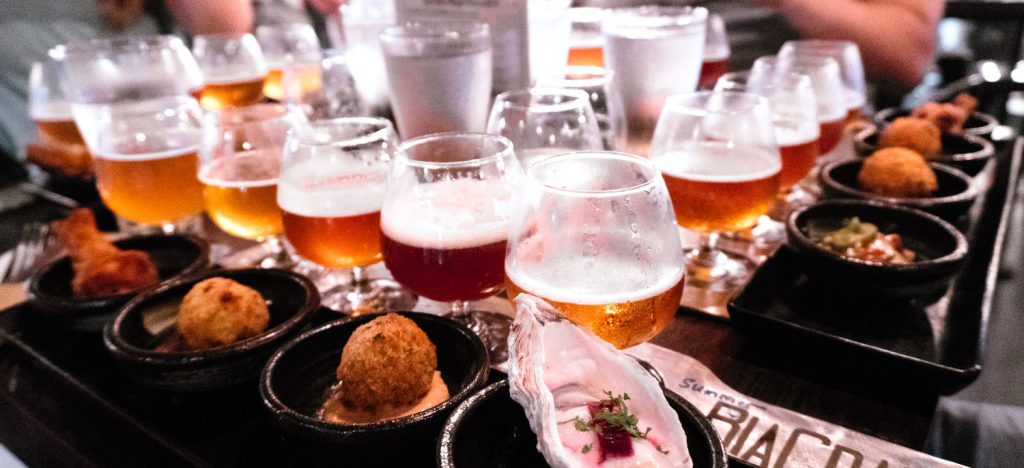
top-left (336, 314), bottom-right (437, 410)
top-left (879, 117), bottom-right (942, 158)
top-left (910, 93), bottom-right (978, 135)
top-left (53, 208), bottom-right (159, 297)
top-left (858, 148), bottom-right (938, 198)
top-left (178, 277), bottom-right (270, 350)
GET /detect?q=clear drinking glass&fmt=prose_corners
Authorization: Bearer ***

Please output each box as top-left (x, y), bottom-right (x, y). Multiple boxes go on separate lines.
top-left (505, 151), bottom-right (685, 349)
top-left (602, 6), bottom-right (708, 155)
top-left (200, 104), bottom-right (305, 267)
top-left (278, 118), bottom-right (416, 315)
top-left (61, 35), bottom-right (204, 104)
top-left (60, 36), bottom-right (207, 233)
top-left (536, 66), bottom-right (627, 150)
top-left (380, 133), bottom-right (522, 362)
top-left (191, 33), bottom-right (269, 111)
top-left (568, 7), bottom-right (605, 67)
top-left (486, 88), bottom-right (603, 166)
top-left (698, 13), bottom-right (731, 89)
top-left (779, 40), bottom-right (867, 121)
top-left (650, 91), bottom-right (781, 298)
top-left (28, 45), bottom-right (91, 173)
top-left (527, 0), bottom-right (573, 80)
top-left (753, 55), bottom-right (847, 155)
top-left (283, 49), bottom-right (365, 120)
top-left (380, 21), bottom-right (493, 139)
top-left (341, 0), bottom-right (395, 111)
top-left (255, 23), bottom-right (323, 101)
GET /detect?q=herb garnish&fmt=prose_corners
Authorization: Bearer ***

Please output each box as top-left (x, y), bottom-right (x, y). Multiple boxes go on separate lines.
top-left (559, 391), bottom-right (668, 455)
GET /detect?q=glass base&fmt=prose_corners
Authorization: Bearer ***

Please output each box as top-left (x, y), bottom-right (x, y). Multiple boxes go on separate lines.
top-left (322, 278), bottom-right (419, 316)
top-left (116, 214), bottom-right (203, 235)
top-left (449, 310), bottom-right (512, 366)
top-left (684, 246), bottom-right (753, 292)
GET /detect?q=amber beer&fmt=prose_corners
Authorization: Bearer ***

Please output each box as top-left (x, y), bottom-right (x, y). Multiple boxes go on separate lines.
top-left (278, 160), bottom-right (387, 268)
top-left (263, 63), bottom-right (322, 101)
top-left (380, 179), bottom-right (509, 303)
top-left (817, 117), bottom-right (845, 155)
top-left (567, 45), bottom-right (603, 67)
top-left (35, 118), bottom-right (87, 147)
top-left (505, 269), bottom-right (684, 349)
top-left (199, 75), bottom-right (267, 110)
top-left (657, 148), bottom-right (780, 233)
top-left (200, 150), bottom-right (282, 240)
top-left (93, 147), bottom-right (205, 225)
top-left (777, 133), bottom-right (820, 189)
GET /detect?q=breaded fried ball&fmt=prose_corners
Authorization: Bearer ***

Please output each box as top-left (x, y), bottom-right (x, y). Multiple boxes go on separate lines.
top-left (178, 277), bottom-right (270, 350)
top-left (879, 117), bottom-right (942, 158)
top-left (336, 314), bottom-right (436, 410)
top-left (858, 148), bottom-right (938, 198)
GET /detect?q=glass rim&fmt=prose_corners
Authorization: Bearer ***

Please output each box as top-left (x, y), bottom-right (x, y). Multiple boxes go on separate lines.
top-left (602, 5), bottom-right (708, 30)
top-left (663, 90), bottom-right (771, 117)
top-left (396, 132), bottom-right (514, 169)
top-left (493, 87), bottom-right (593, 113)
top-left (255, 23), bottom-right (317, 35)
top-left (212, 103), bottom-right (293, 124)
top-left (193, 32), bottom-right (258, 42)
top-left (289, 116), bottom-right (394, 149)
top-left (63, 34), bottom-right (183, 58)
top-left (380, 20), bottom-right (490, 42)
top-left (526, 151), bottom-right (660, 197)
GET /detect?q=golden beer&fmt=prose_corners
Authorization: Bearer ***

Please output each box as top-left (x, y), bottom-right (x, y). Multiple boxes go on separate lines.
top-left (263, 64), bottom-right (322, 101)
top-left (35, 118), bottom-right (87, 147)
top-left (199, 76), bottom-right (267, 110)
top-left (93, 148), bottom-right (205, 225)
top-left (505, 274), bottom-right (684, 349)
top-left (200, 150), bottom-right (282, 240)
top-left (281, 210), bottom-right (382, 268)
top-left (656, 148), bottom-right (780, 233)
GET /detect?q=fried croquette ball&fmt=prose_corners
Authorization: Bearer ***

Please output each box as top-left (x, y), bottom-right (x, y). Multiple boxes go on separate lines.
top-left (177, 277), bottom-right (270, 350)
top-left (879, 117), bottom-right (942, 157)
top-left (858, 148), bottom-right (938, 198)
top-left (336, 314), bottom-right (437, 410)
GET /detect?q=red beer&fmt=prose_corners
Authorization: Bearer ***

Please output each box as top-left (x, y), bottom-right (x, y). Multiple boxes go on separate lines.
top-left (698, 58), bottom-right (729, 89)
top-left (817, 117), bottom-right (845, 155)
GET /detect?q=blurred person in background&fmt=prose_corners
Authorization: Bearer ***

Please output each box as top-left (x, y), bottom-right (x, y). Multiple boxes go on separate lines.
top-left (577, 0), bottom-right (944, 89)
top-left (0, 0), bottom-right (253, 163)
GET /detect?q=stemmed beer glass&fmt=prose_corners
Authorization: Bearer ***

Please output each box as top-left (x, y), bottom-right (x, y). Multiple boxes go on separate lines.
top-left (278, 118), bottom-right (416, 314)
top-left (650, 91), bottom-right (780, 304)
top-left (191, 33), bottom-right (269, 111)
top-left (505, 151), bottom-right (685, 349)
top-left (486, 88), bottom-right (603, 166)
top-left (200, 104), bottom-right (304, 267)
top-left (381, 133), bottom-right (522, 361)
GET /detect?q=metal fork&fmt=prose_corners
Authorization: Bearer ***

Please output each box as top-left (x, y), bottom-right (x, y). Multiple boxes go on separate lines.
top-left (1, 223), bottom-right (54, 283)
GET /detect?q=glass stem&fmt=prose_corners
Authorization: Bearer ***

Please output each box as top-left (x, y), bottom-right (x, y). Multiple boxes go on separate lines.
top-left (350, 266), bottom-right (369, 287)
top-left (450, 300), bottom-right (471, 319)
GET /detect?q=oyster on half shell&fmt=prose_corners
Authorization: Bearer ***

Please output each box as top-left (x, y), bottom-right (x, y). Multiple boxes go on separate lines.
top-left (508, 294), bottom-right (692, 468)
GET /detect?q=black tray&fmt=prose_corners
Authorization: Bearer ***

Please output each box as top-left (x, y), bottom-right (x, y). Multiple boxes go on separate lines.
top-left (728, 137), bottom-right (1022, 395)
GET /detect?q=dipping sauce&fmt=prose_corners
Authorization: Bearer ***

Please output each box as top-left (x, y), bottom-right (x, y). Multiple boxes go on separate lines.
top-left (319, 371), bottom-right (449, 424)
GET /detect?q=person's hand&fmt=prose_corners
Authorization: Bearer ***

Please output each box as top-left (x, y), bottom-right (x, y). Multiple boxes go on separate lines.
top-left (97, 0), bottom-right (147, 32)
top-left (307, 0), bottom-right (346, 16)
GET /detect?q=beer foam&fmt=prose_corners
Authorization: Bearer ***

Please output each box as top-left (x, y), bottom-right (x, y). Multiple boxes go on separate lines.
top-left (506, 261), bottom-right (683, 305)
top-left (380, 178), bottom-right (511, 249)
top-left (654, 145), bottom-right (781, 183)
top-left (29, 102), bottom-right (73, 121)
top-left (277, 159), bottom-right (385, 217)
top-left (92, 145), bottom-right (201, 162)
top-left (203, 72), bottom-right (267, 85)
top-left (774, 124), bottom-right (820, 147)
top-left (199, 154), bottom-right (279, 188)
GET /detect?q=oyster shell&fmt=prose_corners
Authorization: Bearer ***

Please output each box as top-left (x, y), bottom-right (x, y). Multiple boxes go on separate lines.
top-left (508, 294), bottom-right (692, 468)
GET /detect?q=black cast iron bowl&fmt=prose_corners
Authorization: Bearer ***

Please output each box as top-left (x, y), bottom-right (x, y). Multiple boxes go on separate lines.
top-left (103, 268), bottom-right (320, 392)
top-left (27, 234), bottom-right (209, 332)
top-left (873, 107), bottom-right (998, 139)
top-left (786, 200), bottom-right (968, 298)
top-left (259, 311), bottom-right (489, 447)
top-left (437, 379), bottom-right (727, 468)
top-left (852, 125), bottom-right (994, 176)
top-left (819, 159), bottom-right (978, 221)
